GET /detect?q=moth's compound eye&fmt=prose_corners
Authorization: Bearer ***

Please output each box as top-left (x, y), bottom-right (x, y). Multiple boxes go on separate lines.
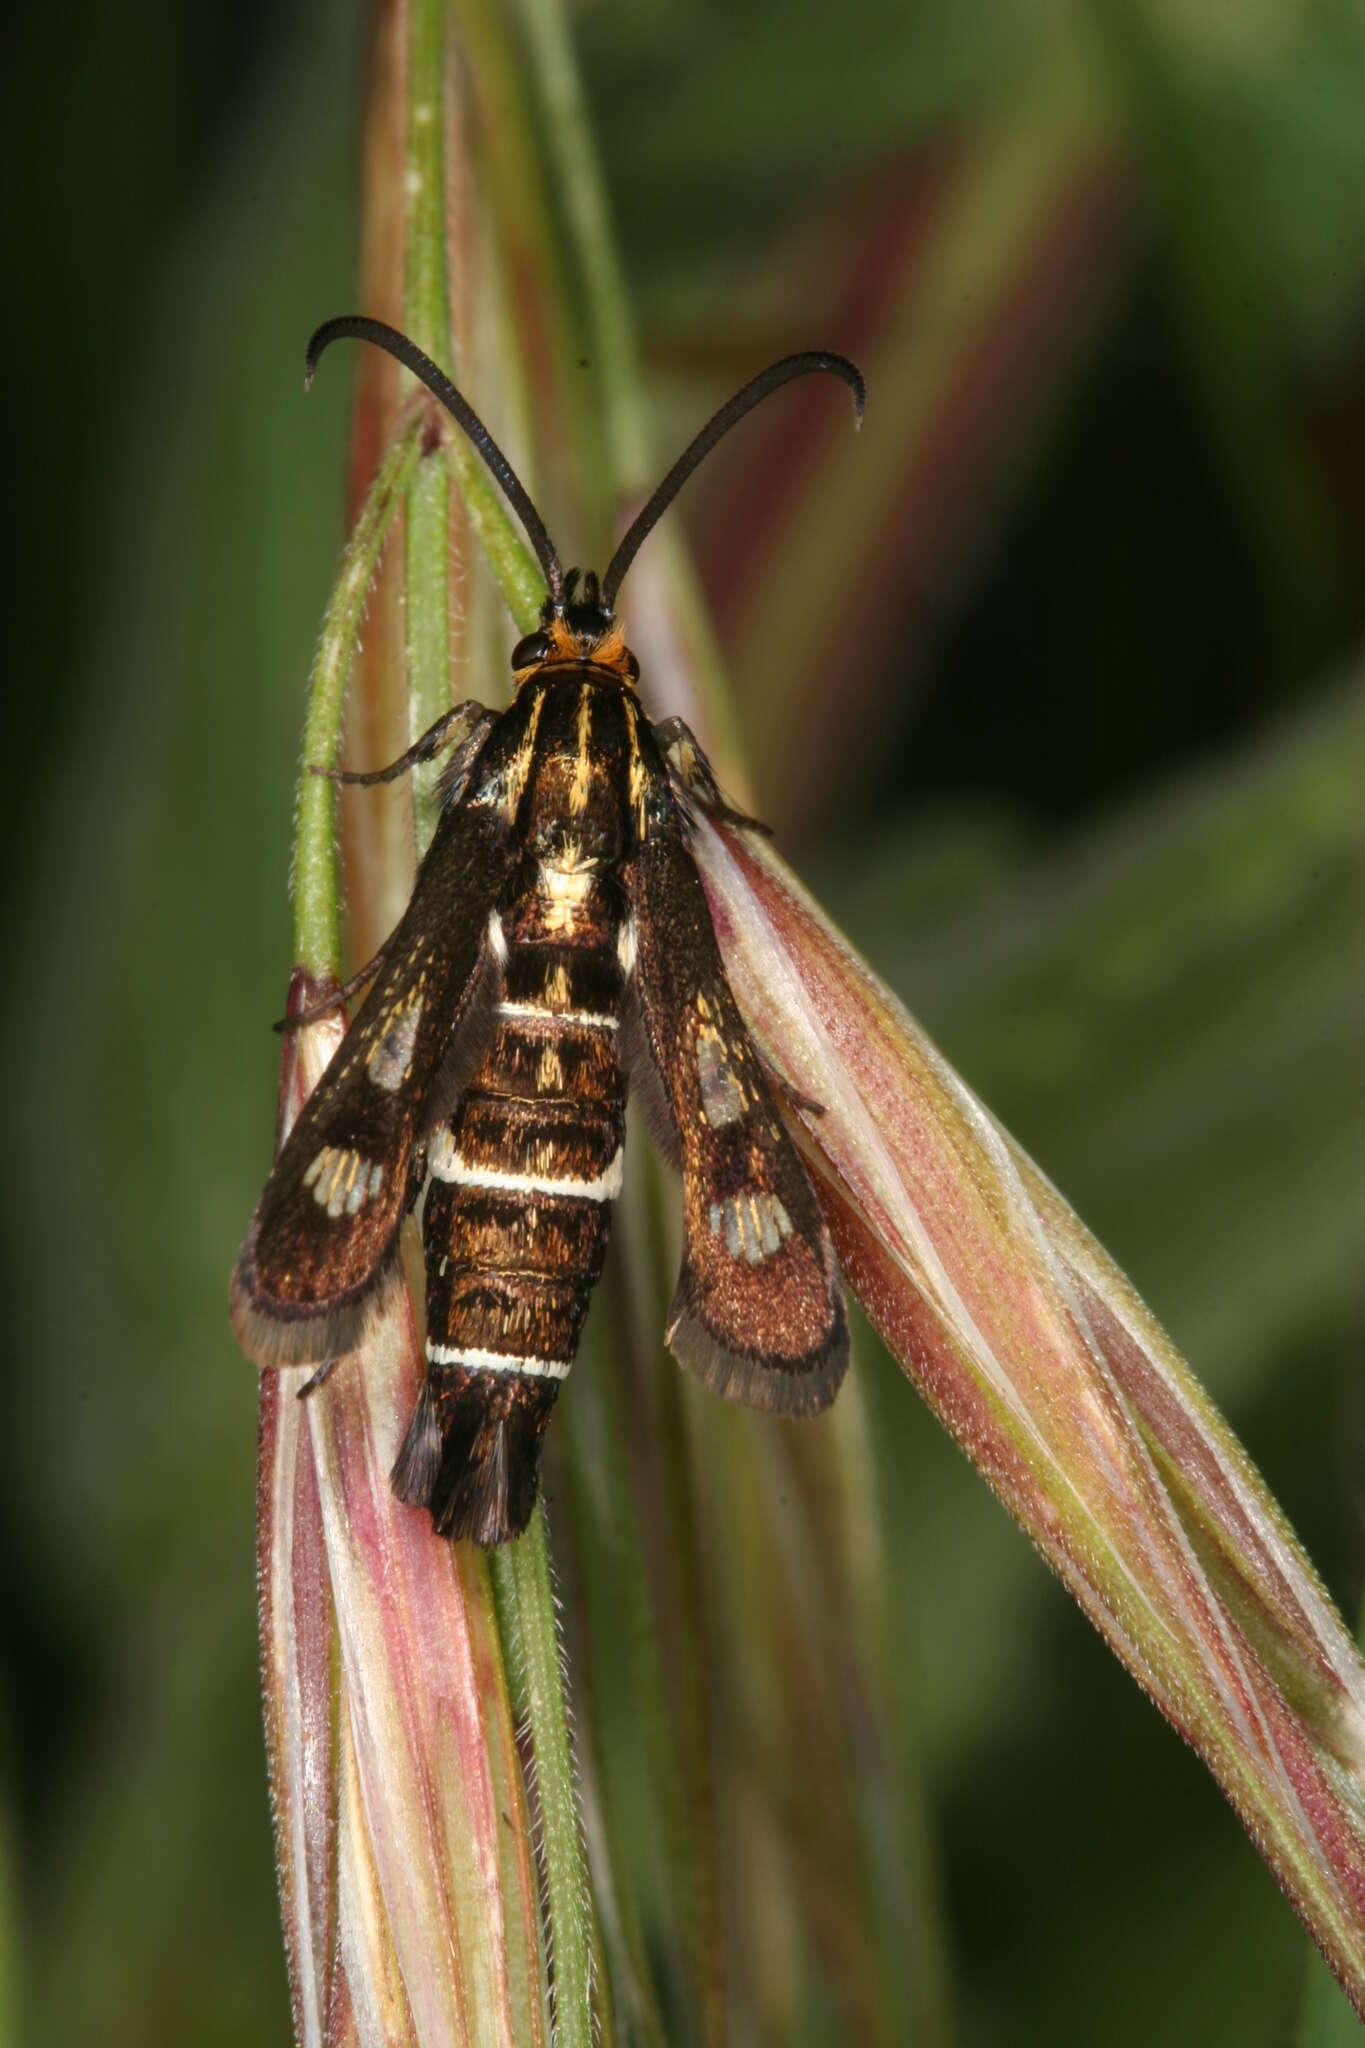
top-left (510, 631), bottom-right (550, 671)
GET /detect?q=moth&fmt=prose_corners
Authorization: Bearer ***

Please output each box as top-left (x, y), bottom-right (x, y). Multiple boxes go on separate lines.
top-left (232, 316), bottom-right (864, 1546)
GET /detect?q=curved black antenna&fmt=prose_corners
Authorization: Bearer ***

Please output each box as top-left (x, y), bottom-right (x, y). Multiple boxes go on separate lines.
top-left (305, 315), bottom-right (565, 604)
top-left (601, 351), bottom-right (865, 610)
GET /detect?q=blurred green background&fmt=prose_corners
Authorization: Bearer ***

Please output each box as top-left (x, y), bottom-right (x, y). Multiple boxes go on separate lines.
top-left (3, 0), bottom-right (1363, 2041)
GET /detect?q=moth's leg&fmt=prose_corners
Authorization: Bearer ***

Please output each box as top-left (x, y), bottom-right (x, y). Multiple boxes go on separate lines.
top-left (652, 716), bottom-right (771, 834)
top-left (296, 1359), bottom-right (339, 1399)
top-left (310, 699), bottom-right (489, 787)
top-left (273, 945), bottom-right (388, 1033)
top-left (753, 1044), bottom-right (826, 1121)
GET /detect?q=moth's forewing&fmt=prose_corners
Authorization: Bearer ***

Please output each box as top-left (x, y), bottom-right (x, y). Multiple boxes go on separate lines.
top-left (622, 827), bottom-right (848, 1415)
top-left (231, 794), bottom-right (511, 1367)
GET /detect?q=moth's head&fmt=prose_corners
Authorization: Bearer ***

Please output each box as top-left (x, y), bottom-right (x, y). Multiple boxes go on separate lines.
top-left (304, 322), bottom-right (864, 702)
top-left (510, 568), bottom-right (640, 687)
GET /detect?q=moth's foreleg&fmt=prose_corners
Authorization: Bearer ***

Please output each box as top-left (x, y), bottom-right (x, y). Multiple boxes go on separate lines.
top-left (309, 698), bottom-right (490, 787)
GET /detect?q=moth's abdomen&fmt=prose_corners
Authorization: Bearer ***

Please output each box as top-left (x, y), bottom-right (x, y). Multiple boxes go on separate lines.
top-left (394, 845), bottom-right (629, 1542)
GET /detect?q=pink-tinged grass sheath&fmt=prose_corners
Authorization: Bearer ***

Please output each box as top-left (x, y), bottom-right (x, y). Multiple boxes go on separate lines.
top-left (258, 983), bottom-right (547, 2047)
top-left (688, 813), bottom-right (1365, 2014)
top-left (256, 995), bottom-right (338, 2048)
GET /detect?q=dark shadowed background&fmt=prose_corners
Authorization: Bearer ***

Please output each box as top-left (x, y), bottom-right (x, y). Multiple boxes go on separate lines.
top-left (3, 1), bottom-right (1362, 2041)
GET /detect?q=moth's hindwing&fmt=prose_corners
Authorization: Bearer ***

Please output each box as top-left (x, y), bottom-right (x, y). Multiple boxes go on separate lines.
top-left (231, 795), bottom-right (510, 1368)
top-left (622, 827), bottom-right (849, 1415)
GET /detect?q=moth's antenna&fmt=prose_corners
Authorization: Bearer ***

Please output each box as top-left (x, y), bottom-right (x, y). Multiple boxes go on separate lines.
top-left (305, 315), bottom-right (565, 605)
top-left (601, 351), bottom-right (865, 610)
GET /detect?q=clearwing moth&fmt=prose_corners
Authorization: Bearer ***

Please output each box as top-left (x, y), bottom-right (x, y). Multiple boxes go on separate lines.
top-left (231, 317), bottom-right (865, 1546)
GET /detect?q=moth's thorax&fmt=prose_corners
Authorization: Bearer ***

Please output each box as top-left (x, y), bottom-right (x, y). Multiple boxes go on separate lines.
top-left (512, 668), bottom-right (654, 868)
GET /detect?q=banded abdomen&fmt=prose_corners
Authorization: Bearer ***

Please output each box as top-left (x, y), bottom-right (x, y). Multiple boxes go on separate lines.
top-left (393, 672), bottom-right (634, 1543)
